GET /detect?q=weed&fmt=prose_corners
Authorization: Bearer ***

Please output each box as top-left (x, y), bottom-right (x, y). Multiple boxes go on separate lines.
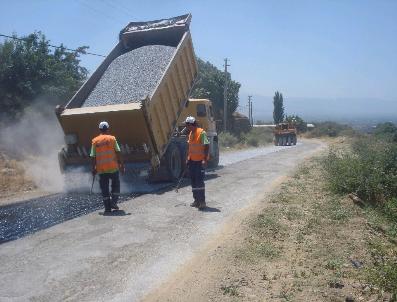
top-left (256, 242), bottom-right (280, 259)
top-left (284, 206), bottom-right (303, 221)
top-left (366, 239), bottom-right (397, 299)
top-left (221, 285), bottom-right (239, 296)
top-left (325, 258), bottom-right (343, 270)
top-left (327, 199), bottom-right (351, 222)
top-left (219, 132), bottom-right (239, 148)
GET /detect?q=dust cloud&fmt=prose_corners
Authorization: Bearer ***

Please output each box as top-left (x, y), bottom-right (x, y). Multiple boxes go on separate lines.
top-left (0, 102), bottom-right (65, 192)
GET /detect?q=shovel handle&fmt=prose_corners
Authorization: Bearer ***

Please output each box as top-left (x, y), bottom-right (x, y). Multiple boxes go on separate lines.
top-left (90, 174), bottom-right (96, 194)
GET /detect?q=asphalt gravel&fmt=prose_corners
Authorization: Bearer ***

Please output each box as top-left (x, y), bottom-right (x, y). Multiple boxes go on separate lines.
top-left (0, 193), bottom-right (139, 244)
top-left (82, 45), bottom-right (176, 107)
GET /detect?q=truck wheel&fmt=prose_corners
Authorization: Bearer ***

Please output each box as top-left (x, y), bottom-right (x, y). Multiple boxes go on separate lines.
top-left (165, 143), bottom-right (182, 180)
top-left (278, 136), bottom-right (282, 146)
top-left (282, 136), bottom-right (287, 146)
top-left (208, 140), bottom-right (219, 168)
top-left (287, 135), bottom-right (291, 146)
top-left (292, 135), bottom-right (297, 145)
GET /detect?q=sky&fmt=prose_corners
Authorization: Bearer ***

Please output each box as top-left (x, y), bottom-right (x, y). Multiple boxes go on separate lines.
top-left (1, 0), bottom-right (396, 121)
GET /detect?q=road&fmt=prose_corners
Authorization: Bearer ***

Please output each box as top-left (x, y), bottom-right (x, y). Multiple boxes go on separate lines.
top-left (0, 140), bottom-right (325, 302)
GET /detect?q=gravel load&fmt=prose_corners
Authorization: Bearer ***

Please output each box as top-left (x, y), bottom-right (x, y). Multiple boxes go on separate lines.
top-left (82, 45), bottom-right (176, 107)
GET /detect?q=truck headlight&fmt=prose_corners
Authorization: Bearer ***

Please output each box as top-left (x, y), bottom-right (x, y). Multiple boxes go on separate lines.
top-left (64, 134), bottom-right (78, 145)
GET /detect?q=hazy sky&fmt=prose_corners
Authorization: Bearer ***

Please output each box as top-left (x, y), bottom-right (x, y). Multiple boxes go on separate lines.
top-left (1, 0), bottom-right (396, 103)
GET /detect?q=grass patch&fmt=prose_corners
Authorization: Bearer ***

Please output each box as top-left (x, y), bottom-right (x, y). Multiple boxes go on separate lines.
top-left (366, 239), bottom-right (397, 300)
top-left (221, 285), bottom-right (239, 296)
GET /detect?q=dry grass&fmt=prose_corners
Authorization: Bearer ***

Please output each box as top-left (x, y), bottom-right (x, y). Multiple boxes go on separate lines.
top-left (0, 151), bottom-right (36, 199)
top-left (215, 156), bottom-right (396, 301)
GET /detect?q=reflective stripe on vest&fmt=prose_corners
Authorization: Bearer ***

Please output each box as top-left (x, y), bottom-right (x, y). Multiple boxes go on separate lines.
top-left (188, 128), bottom-right (206, 161)
top-left (92, 134), bottom-right (118, 173)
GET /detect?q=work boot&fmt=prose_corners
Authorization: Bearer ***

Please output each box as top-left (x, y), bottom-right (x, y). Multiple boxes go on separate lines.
top-left (198, 201), bottom-right (206, 210)
top-left (110, 201), bottom-right (119, 210)
top-left (103, 198), bottom-right (112, 213)
top-left (190, 200), bottom-right (199, 207)
top-left (111, 194), bottom-right (119, 210)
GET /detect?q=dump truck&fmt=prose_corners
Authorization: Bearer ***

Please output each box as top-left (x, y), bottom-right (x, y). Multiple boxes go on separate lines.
top-left (273, 122), bottom-right (297, 146)
top-left (55, 14), bottom-right (218, 183)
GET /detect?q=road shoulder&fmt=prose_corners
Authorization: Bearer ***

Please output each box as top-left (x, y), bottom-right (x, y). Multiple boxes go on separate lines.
top-left (143, 147), bottom-right (395, 302)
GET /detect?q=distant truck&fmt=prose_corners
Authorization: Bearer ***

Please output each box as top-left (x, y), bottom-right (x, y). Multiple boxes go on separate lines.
top-left (55, 14), bottom-right (218, 182)
top-left (273, 122), bottom-right (297, 146)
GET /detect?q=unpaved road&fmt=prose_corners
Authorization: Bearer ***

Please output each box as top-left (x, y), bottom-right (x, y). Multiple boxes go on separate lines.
top-left (0, 139), bottom-right (325, 302)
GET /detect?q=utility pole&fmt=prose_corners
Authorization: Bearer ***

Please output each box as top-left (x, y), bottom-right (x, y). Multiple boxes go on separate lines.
top-left (223, 58), bottom-right (230, 131)
top-left (248, 95), bottom-right (252, 126)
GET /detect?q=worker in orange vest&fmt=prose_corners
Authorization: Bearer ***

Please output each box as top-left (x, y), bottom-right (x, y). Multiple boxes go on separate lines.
top-left (90, 121), bottom-right (125, 213)
top-left (185, 116), bottom-right (210, 210)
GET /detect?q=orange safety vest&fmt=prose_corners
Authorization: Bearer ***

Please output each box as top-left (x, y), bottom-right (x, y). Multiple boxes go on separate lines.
top-left (188, 128), bottom-right (207, 161)
top-left (92, 134), bottom-right (119, 173)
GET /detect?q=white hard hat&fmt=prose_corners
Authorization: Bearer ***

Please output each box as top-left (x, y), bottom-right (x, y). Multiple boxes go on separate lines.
top-left (99, 121), bottom-right (109, 130)
top-left (185, 116), bottom-right (196, 124)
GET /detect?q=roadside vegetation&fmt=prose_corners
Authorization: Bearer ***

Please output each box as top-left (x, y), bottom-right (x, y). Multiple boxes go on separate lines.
top-left (214, 123), bottom-right (397, 301)
top-left (219, 127), bottom-right (274, 149)
top-left (306, 121), bottom-right (356, 138)
top-left (323, 124), bottom-right (397, 300)
top-left (0, 151), bottom-right (35, 198)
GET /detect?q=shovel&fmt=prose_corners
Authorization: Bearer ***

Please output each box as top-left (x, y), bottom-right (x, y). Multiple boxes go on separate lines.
top-left (174, 168), bottom-right (187, 193)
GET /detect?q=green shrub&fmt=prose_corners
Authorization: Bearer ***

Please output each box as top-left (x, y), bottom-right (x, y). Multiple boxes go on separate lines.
top-left (242, 127), bottom-right (273, 146)
top-left (323, 137), bottom-right (397, 204)
top-left (374, 122), bottom-right (397, 142)
top-left (219, 132), bottom-right (239, 148)
top-left (307, 122), bottom-right (353, 138)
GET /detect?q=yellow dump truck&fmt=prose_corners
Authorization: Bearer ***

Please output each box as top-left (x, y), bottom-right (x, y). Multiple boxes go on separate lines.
top-left (56, 14), bottom-right (218, 182)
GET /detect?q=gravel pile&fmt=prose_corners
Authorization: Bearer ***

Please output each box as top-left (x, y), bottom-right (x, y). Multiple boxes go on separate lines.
top-left (82, 45), bottom-right (176, 107)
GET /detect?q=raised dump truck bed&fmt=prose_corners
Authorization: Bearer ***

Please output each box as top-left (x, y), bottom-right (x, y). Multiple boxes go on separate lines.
top-left (56, 14), bottom-right (198, 177)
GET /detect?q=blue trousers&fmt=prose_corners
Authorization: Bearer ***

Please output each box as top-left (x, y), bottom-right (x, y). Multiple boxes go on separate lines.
top-left (188, 160), bottom-right (205, 202)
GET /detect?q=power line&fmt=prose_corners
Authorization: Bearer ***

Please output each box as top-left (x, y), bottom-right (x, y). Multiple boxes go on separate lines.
top-left (0, 33), bottom-right (106, 57)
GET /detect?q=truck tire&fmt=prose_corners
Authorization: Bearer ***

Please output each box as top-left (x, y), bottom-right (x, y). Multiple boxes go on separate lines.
top-left (165, 143), bottom-right (182, 180)
top-left (282, 136), bottom-right (287, 146)
top-left (287, 135), bottom-right (292, 146)
top-left (208, 140), bottom-right (219, 168)
top-left (292, 134), bottom-right (297, 145)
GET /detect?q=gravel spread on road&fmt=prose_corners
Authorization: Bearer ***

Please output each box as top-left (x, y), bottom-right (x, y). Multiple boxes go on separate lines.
top-left (82, 45), bottom-right (176, 107)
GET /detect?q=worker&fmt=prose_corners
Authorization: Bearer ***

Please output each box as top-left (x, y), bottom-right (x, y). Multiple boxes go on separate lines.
top-left (185, 116), bottom-right (210, 210)
top-left (90, 121), bottom-right (125, 213)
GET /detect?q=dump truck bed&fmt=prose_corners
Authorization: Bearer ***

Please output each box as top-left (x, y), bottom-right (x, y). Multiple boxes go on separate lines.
top-left (57, 14), bottom-right (197, 170)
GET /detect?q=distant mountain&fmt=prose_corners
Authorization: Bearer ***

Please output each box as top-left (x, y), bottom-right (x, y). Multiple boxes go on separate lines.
top-left (239, 93), bottom-right (397, 123)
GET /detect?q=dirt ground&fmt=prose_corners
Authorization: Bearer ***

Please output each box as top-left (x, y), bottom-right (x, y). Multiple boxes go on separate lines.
top-left (143, 153), bottom-right (395, 302)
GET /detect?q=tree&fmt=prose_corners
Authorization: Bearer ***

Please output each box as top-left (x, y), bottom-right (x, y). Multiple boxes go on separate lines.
top-left (273, 91), bottom-right (284, 124)
top-left (191, 58), bottom-right (241, 125)
top-left (286, 114), bottom-right (307, 133)
top-left (0, 32), bottom-right (88, 121)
